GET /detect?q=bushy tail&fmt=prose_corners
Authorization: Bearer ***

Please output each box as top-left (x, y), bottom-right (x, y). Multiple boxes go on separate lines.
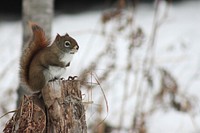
top-left (20, 22), bottom-right (49, 89)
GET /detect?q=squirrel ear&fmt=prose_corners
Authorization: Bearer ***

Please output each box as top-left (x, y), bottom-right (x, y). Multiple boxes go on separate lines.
top-left (56, 33), bottom-right (61, 40)
top-left (65, 33), bottom-right (69, 36)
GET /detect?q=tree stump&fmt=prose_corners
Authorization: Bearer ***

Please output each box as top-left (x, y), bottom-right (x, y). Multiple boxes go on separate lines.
top-left (4, 80), bottom-right (87, 133)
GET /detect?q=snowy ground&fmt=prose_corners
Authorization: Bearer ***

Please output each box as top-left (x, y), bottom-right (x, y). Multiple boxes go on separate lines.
top-left (0, 1), bottom-right (200, 132)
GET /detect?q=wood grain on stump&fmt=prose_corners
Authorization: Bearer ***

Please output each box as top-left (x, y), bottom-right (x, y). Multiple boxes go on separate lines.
top-left (4, 80), bottom-right (87, 133)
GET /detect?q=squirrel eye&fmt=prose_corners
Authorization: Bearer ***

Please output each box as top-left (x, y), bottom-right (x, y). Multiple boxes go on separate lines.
top-left (64, 41), bottom-right (71, 47)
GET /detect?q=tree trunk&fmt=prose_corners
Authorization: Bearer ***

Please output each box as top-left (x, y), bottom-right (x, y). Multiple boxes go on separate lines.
top-left (22, 0), bottom-right (54, 43)
top-left (43, 80), bottom-right (87, 133)
top-left (17, 0), bottom-right (54, 106)
top-left (4, 80), bottom-right (87, 133)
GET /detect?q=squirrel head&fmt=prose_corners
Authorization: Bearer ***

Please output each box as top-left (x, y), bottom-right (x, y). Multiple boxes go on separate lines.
top-left (53, 33), bottom-right (79, 54)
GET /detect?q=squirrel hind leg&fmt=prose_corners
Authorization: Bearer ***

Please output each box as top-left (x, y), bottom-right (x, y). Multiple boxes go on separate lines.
top-left (28, 73), bottom-right (46, 92)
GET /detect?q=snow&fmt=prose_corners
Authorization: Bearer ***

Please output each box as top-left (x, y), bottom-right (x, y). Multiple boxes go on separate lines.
top-left (147, 110), bottom-right (197, 133)
top-left (1, 1), bottom-right (200, 132)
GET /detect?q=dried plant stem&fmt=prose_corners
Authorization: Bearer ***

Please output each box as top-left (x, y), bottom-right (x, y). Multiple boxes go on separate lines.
top-left (131, 0), bottom-right (166, 129)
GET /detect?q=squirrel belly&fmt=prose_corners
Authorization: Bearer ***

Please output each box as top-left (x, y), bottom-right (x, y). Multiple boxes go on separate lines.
top-left (43, 53), bottom-right (74, 81)
top-left (43, 66), bottom-right (66, 81)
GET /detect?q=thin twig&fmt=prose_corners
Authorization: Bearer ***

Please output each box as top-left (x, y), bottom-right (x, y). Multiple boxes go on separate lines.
top-left (0, 110), bottom-right (17, 120)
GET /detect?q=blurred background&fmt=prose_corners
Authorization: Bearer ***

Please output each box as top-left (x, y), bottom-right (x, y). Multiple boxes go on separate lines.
top-left (0, 0), bottom-right (200, 133)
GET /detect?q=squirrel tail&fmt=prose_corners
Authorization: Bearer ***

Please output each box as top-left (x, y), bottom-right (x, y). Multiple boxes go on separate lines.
top-left (20, 22), bottom-right (49, 90)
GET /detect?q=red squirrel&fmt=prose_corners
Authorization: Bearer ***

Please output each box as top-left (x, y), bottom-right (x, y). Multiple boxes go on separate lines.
top-left (20, 22), bottom-right (79, 92)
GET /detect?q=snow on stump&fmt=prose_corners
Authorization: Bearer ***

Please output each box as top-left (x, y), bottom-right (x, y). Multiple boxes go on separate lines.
top-left (3, 79), bottom-right (87, 133)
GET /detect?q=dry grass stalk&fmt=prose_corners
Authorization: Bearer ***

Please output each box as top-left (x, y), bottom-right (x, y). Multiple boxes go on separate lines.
top-left (155, 68), bottom-right (194, 112)
top-left (81, 73), bottom-right (109, 133)
top-left (78, 0), bottom-right (196, 132)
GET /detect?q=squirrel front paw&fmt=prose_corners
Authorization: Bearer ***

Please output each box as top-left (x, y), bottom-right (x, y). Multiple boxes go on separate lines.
top-left (60, 77), bottom-right (65, 80)
top-left (48, 77), bottom-right (59, 82)
top-left (68, 76), bottom-right (78, 80)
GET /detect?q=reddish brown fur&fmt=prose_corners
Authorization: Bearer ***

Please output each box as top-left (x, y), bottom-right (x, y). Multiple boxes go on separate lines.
top-left (29, 22), bottom-right (48, 48)
top-left (20, 22), bottom-right (50, 91)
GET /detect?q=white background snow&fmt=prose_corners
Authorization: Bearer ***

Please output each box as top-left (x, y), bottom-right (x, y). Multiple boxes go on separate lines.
top-left (0, 1), bottom-right (200, 132)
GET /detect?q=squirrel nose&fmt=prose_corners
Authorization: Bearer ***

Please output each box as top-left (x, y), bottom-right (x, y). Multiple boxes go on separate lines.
top-left (75, 45), bottom-right (79, 50)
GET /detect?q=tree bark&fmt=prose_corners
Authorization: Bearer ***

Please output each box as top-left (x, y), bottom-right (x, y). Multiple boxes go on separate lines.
top-left (22, 0), bottom-right (54, 43)
top-left (43, 80), bottom-right (87, 133)
top-left (4, 80), bottom-right (87, 133)
top-left (17, 0), bottom-right (54, 106)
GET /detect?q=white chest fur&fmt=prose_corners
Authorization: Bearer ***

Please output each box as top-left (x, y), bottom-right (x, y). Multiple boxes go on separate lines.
top-left (60, 53), bottom-right (73, 66)
top-left (43, 53), bottom-right (74, 81)
top-left (44, 66), bottom-right (66, 80)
